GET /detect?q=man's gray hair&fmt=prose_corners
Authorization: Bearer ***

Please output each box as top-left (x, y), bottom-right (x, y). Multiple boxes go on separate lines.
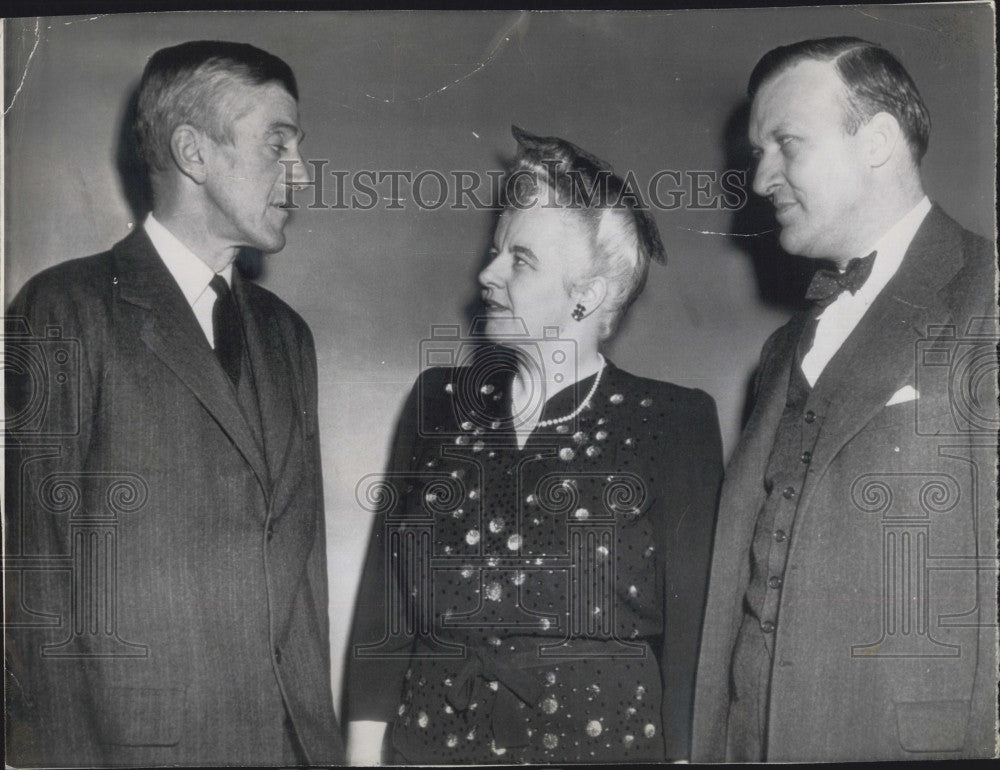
top-left (135, 40), bottom-right (298, 175)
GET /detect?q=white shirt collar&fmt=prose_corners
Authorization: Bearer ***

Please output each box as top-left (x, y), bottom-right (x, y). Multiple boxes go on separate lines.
top-left (852, 195), bottom-right (932, 304)
top-left (143, 213), bottom-right (232, 307)
top-left (801, 196), bottom-right (932, 386)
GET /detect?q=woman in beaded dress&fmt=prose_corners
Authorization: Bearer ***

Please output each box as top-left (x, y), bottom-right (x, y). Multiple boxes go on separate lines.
top-left (346, 126), bottom-right (723, 764)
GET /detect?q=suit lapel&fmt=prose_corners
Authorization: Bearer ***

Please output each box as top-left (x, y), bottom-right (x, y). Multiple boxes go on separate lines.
top-left (726, 315), bottom-right (804, 493)
top-left (113, 229), bottom-right (270, 496)
top-left (805, 206), bottom-right (965, 485)
top-left (232, 271), bottom-right (298, 493)
top-left (714, 315), bottom-right (805, 616)
top-left (694, 314), bottom-right (805, 753)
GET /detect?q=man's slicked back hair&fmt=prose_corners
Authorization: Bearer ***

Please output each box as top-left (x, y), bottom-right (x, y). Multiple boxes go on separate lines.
top-left (748, 37), bottom-right (931, 163)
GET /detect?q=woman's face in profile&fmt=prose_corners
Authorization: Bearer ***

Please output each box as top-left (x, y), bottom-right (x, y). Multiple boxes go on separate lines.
top-left (479, 203), bottom-right (593, 343)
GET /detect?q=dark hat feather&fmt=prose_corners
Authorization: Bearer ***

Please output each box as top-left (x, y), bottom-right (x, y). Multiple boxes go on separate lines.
top-left (510, 125), bottom-right (666, 265)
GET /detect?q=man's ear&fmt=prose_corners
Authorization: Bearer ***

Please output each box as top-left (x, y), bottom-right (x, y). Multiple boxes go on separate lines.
top-left (862, 111), bottom-right (903, 168)
top-left (169, 124), bottom-right (209, 184)
top-left (573, 276), bottom-right (609, 316)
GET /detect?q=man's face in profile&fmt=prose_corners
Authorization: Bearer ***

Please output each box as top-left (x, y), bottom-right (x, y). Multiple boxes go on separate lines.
top-left (200, 80), bottom-right (307, 254)
top-left (748, 60), bottom-right (871, 262)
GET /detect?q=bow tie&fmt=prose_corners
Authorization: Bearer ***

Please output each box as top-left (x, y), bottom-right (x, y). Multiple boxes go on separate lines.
top-left (804, 251), bottom-right (877, 307)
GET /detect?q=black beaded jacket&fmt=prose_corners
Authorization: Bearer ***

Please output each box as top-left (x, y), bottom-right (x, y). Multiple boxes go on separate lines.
top-left (347, 358), bottom-right (723, 760)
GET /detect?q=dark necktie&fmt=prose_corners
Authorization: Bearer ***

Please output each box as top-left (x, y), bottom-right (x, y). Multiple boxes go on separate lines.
top-left (210, 274), bottom-right (242, 386)
top-left (799, 251), bottom-right (877, 358)
top-left (804, 250), bottom-right (877, 308)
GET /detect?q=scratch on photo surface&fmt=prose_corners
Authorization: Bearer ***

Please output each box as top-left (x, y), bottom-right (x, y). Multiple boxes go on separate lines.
top-left (56, 15), bottom-right (108, 27)
top-left (335, 101), bottom-right (368, 115)
top-left (674, 226), bottom-right (777, 238)
top-left (365, 13), bottom-right (528, 104)
top-left (850, 7), bottom-right (934, 32)
top-left (673, 503), bottom-right (690, 540)
top-left (4, 18), bottom-right (41, 117)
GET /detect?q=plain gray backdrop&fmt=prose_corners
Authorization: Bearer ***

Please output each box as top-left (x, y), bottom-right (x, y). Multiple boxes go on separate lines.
top-left (4, 5), bottom-right (996, 719)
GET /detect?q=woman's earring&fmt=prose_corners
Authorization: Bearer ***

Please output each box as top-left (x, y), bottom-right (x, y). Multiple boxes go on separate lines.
top-left (572, 303), bottom-right (586, 321)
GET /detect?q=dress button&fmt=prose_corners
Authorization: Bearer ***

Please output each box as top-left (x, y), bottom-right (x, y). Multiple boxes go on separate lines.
top-left (266, 523), bottom-right (275, 541)
top-left (274, 647), bottom-right (282, 663)
top-left (800, 451), bottom-right (812, 464)
top-left (804, 410), bottom-right (816, 423)
top-left (761, 620), bottom-right (776, 633)
top-left (774, 529), bottom-right (787, 543)
top-left (782, 486), bottom-right (796, 500)
top-left (768, 576), bottom-right (783, 589)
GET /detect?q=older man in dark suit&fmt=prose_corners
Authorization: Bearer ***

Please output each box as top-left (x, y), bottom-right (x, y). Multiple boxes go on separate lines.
top-left (5, 41), bottom-right (344, 765)
top-left (692, 38), bottom-right (997, 762)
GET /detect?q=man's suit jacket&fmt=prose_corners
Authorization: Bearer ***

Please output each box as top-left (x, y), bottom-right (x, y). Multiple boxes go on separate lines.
top-left (691, 206), bottom-right (997, 762)
top-left (5, 228), bottom-right (344, 766)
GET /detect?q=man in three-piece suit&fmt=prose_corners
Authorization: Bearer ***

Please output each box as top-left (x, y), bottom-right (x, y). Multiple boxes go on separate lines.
top-left (692, 38), bottom-right (997, 762)
top-left (5, 41), bottom-right (344, 765)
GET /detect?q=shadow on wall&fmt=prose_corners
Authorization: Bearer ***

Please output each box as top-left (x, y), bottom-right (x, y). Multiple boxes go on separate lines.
top-left (721, 99), bottom-right (815, 429)
top-left (113, 81), bottom-right (266, 281)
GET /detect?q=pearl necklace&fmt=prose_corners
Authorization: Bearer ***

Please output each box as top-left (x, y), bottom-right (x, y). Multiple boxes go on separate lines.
top-left (535, 362), bottom-right (606, 428)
